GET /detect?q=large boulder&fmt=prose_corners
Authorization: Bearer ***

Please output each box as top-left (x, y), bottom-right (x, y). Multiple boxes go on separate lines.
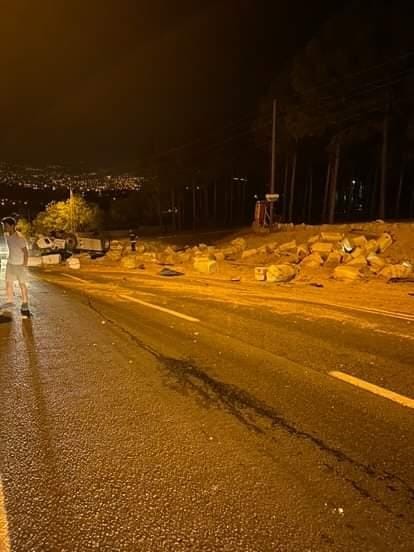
top-left (105, 249), bottom-right (122, 261)
top-left (231, 238), bottom-right (247, 251)
top-left (278, 240), bottom-right (297, 253)
top-left (266, 264), bottom-right (297, 283)
top-left (121, 255), bottom-right (138, 269)
top-left (377, 233), bottom-right (393, 253)
top-left (301, 252), bottom-right (323, 269)
top-left (254, 266), bottom-right (267, 281)
top-left (310, 242), bottom-right (334, 257)
top-left (325, 251), bottom-right (343, 268)
top-left (365, 239), bottom-right (378, 255)
top-left (297, 244), bottom-right (309, 261)
top-left (379, 263), bottom-right (412, 280)
top-left (333, 265), bottom-right (362, 281)
top-left (352, 235), bottom-right (368, 248)
top-left (367, 254), bottom-right (386, 274)
top-left (109, 240), bottom-right (123, 251)
top-left (223, 247), bottom-right (238, 260)
top-left (258, 244), bottom-right (271, 255)
top-left (348, 255), bottom-right (368, 267)
top-left (320, 232), bottom-right (344, 242)
top-left (193, 256), bottom-right (218, 274)
top-left (241, 248), bottom-right (258, 259)
top-left (307, 234), bottom-right (321, 245)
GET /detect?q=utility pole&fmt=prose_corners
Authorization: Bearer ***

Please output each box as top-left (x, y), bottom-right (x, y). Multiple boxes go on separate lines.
top-left (269, 98), bottom-right (277, 225)
top-left (69, 186), bottom-right (74, 233)
top-left (379, 99), bottom-right (390, 220)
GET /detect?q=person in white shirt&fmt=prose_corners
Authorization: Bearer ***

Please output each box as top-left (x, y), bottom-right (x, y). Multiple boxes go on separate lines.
top-left (1, 217), bottom-right (30, 313)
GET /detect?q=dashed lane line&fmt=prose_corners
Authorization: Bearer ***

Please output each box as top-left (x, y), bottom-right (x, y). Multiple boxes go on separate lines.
top-left (60, 274), bottom-right (199, 322)
top-left (118, 294), bottom-right (200, 323)
top-left (330, 371), bottom-right (414, 409)
top-left (0, 478), bottom-right (10, 552)
top-left (62, 273), bottom-right (88, 283)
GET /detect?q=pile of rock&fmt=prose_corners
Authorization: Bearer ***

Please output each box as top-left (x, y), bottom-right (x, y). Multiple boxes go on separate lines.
top-left (109, 229), bottom-right (412, 284)
top-left (254, 230), bottom-right (412, 283)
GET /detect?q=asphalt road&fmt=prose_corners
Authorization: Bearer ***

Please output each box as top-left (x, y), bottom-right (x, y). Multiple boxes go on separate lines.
top-left (0, 269), bottom-right (413, 551)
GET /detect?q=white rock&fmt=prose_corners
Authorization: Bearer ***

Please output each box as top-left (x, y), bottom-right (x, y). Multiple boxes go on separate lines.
top-left (254, 267), bottom-right (267, 281)
top-left (333, 265), bottom-right (362, 281)
top-left (278, 240), bottom-right (297, 253)
top-left (320, 232), bottom-right (344, 242)
top-left (241, 248), bottom-right (258, 259)
top-left (266, 264), bottom-right (297, 282)
top-left (67, 257), bottom-right (81, 270)
top-left (193, 257), bottom-right (218, 274)
top-left (379, 264), bottom-right (412, 280)
top-left (301, 252), bottom-right (323, 268)
top-left (377, 233), bottom-right (393, 253)
top-left (310, 242), bottom-right (333, 257)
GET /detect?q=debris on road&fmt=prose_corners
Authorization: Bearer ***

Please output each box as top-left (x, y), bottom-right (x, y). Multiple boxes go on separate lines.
top-left (159, 267), bottom-right (184, 277)
top-left (266, 264), bottom-right (297, 283)
top-left (67, 257), bottom-right (81, 270)
top-left (193, 256), bottom-right (218, 274)
top-left (333, 265), bottom-right (362, 281)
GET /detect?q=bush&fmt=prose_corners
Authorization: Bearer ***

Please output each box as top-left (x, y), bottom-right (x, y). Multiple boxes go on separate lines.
top-left (34, 196), bottom-right (103, 234)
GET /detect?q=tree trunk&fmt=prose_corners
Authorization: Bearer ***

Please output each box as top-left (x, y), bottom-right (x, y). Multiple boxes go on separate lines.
top-left (241, 179), bottom-right (246, 223)
top-left (204, 184), bottom-right (209, 225)
top-left (395, 162), bottom-right (405, 219)
top-left (346, 172), bottom-right (354, 219)
top-left (213, 179), bottom-right (217, 223)
top-left (370, 165), bottom-right (379, 219)
top-left (307, 166), bottom-right (313, 223)
top-left (170, 185), bottom-right (176, 231)
top-left (322, 157), bottom-right (331, 223)
top-left (409, 184), bottom-right (414, 218)
top-left (192, 180), bottom-right (196, 230)
top-left (328, 141), bottom-right (341, 224)
top-left (379, 108), bottom-right (389, 220)
top-left (229, 178), bottom-right (234, 225)
top-left (157, 183), bottom-right (163, 229)
top-left (288, 149), bottom-right (297, 222)
top-left (283, 157), bottom-right (289, 222)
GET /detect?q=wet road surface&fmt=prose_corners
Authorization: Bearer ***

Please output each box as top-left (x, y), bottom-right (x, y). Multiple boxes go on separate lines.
top-left (1, 270), bottom-right (413, 551)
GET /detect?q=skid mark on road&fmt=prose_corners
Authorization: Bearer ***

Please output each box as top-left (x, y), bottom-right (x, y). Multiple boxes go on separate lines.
top-left (0, 478), bottom-right (10, 552)
top-left (86, 297), bottom-right (414, 520)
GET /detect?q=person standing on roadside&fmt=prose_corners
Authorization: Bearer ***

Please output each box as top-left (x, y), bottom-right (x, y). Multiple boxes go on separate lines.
top-left (1, 217), bottom-right (30, 315)
top-left (129, 230), bottom-right (137, 252)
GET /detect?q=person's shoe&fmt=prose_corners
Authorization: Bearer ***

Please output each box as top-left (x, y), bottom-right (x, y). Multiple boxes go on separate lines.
top-left (20, 303), bottom-right (31, 317)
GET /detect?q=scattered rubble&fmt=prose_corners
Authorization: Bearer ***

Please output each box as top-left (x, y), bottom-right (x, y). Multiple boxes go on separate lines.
top-left (67, 257), bottom-right (81, 270)
top-left (26, 221), bottom-right (413, 291)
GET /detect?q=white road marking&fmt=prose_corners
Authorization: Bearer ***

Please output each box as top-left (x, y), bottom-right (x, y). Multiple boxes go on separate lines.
top-left (325, 303), bottom-right (414, 322)
top-left (330, 371), bottom-right (414, 409)
top-left (59, 274), bottom-right (198, 321)
top-left (0, 478), bottom-right (11, 552)
top-left (62, 273), bottom-right (88, 283)
top-left (118, 294), bottom-right (200, 323)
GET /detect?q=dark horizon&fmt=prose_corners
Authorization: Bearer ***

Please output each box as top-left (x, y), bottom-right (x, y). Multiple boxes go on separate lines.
top-left (0, 1), bottom-right (341, 168)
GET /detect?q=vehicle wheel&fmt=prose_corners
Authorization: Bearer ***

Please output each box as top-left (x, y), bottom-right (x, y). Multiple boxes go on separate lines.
top-left (65, 233), bottom-right (78, 251)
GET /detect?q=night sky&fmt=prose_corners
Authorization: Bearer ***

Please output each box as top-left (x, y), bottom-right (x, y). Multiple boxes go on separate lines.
top-left (0, 1), bottom-right (341, 167)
